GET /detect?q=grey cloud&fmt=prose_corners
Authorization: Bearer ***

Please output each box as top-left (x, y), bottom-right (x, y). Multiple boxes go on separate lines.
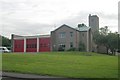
top-left (98, 12), bottom-right (117, 20)
top-left (0, 0), bottom-right (38, 16)
top-left (56, 11), bottom-right (117, 27)
top-left (55, 11), bottom-right (117, 32)
top-left (1, 18), bottom-right (54, 38)
top-left (56, 11), bottom-right (90, 28)
top-left (1, 7), bottom-right (118, 38)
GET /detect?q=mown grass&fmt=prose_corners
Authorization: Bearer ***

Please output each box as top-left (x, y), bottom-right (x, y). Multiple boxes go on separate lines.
top-left (2, 52), bottom-right (118, 78)
top-left (0, 54), bottom-right (2, 71)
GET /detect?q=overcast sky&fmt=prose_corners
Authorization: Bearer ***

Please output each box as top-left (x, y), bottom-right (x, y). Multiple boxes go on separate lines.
top-left (0, 0), bottom-right (119, 38)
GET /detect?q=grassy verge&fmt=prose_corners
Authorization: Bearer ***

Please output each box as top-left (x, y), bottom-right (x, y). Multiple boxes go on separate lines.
top-left (0, 54), bottom-right (2, 71)
top-left (2, 52), bottom-right (118, 78)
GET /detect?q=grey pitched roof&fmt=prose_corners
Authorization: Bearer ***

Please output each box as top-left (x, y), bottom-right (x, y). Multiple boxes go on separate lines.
top-left (52, 24), bottom-right (91, 32)
top-left (52, 24), bottom-right (80, 32)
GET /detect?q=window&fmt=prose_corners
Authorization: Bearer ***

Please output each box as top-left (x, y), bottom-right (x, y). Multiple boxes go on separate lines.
top-left (70, 32), bottom-right (73, 37)
top-left (34, 44), bottom-right (37, 48)
top-left (18, 45), bottom-right (21, 48)
top-left (59, 32), bottom-right (66, 38)
top-left (40, 44), bottom-right (43, 47)
top-left (40, 44), bottom-right (47, 47)
top-left (26, 44), bottom-right (28, 48)
top-left (2, 48), bottom-right (5, 50)
top-left (32, 44), bottom-right (35, 48)
top-left (70, 42), bottom-right (73, 48)
top-left (16, 44), bottom-right (21, 48)
top-left (59, 44), bottom-right (66, 48)
top-left (44, 44), bottom-right (46, 47)
top-left (27, 44), bottom-right (36, 48)
top-left (27, 44), bottom-right (30, 48)
top-left (15, 45), bottom-right (17, 48)
top-left (58, 44), bottom-right (65, 51)
top-left (82, 33), bottom-right (84, 37)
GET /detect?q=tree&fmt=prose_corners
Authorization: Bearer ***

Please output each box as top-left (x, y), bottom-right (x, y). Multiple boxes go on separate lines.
top-left (93, 26), bottom-right (119, 55)
top-left (99, 26), bottom-right (109, 35)
top-left (93, 31), bottom-right (107, 46)
top-left (118, 34), bottom-right (120, 52)
top-left (1, 36), bottom-right (11, 47)
top-left (107, 32), bottom-right (119, 55)
top-left (97, 26), bottom-right (109, 48)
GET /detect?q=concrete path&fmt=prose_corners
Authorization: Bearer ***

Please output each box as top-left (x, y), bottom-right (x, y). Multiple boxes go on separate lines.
top-left (2, 72), bottom-right (61, 78)
top-left (2, 72), bottom-right (83, 80)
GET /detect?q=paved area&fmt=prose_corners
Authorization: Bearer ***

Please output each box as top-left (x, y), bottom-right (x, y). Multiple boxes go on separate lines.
top-left (2, 77), bottom-right (23, 80)
top-left (2, 72), bottom-right (61, 78)
top-left (2, 72), bottom-right (83, 80)
top-left (1, 72), bottom-right (118, 80)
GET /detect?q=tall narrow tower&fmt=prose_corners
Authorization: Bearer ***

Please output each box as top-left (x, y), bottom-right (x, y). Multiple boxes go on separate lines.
top-left (89, 14), bottom-right (99, 33)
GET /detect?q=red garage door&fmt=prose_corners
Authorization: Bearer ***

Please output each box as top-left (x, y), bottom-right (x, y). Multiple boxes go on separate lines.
top-left (39, 37), bottom-right (50, 52)
top-left (26, 38), bottom-right (37, 52)
top-left (14, 39), bottom-right (24, 52)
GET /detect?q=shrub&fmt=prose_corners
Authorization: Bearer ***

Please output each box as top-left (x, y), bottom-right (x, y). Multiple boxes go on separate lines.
top-left (67, 48), bottom-right (77, 51)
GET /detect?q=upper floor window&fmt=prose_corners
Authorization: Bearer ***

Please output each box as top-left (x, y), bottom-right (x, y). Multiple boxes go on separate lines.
top-left (70, 32), bottom-right (73, 37)
top-left (59, 32), bottom-right (66, 38)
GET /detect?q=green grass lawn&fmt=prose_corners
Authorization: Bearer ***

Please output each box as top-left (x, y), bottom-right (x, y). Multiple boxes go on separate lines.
top-left (0, 54), bottom-right (2, 71)
top-left (2, 52), bottom-right (118, 78)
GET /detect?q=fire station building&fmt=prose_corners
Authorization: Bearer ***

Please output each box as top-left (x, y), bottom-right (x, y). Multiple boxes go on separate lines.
top-left (11, 24), bottom-right (92, 52)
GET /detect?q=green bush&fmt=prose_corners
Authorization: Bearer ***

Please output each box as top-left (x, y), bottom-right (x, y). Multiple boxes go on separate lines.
top-left (67, 48), bottom-right (77, 51)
